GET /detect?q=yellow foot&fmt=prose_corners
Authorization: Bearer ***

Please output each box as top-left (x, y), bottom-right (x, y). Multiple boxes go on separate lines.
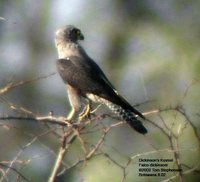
top-left (79, 104), bottom-right (91, 121)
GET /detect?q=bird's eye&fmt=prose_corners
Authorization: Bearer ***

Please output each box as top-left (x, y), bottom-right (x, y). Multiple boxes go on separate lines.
top-left (74, 29), bottom-right (81, 37)
top-left (69, 28), bottom-right (83, 41)
top-left (76, 30), bottom-right (80, 36)
top-left (70, 29), bottom-right (79, 36)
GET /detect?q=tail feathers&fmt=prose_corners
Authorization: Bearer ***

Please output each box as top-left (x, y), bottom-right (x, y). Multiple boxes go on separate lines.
top-left (108, 102), bottom-right (148, 134)
top-left (127, 119), bottom-right (147, 134)
top-left (90, 96), bottom-right (148, 134)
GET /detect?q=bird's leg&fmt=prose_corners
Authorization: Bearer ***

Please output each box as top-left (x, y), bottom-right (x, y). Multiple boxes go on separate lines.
top-left (67, 107), bottom-right (76, 121)
top-left (79, 100), bottom-right (91, 121)
top-left (66, 85), bottom-right (82, 122)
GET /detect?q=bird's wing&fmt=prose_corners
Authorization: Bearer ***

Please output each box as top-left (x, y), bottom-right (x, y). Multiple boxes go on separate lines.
top-left (57, 57), bottom-right (144, 119)
top-left (85, 58), bottom-right (145, 119)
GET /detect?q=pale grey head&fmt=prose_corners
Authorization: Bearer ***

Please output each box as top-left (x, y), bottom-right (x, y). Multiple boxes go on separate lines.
top-left (55, 25), bottom-right (85, 59)
top-left (55, 25), bottom-right (84, 45)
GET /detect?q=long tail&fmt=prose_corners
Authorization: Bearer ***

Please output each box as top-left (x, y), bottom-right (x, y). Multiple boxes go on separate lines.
top-left (106, 101), bottom-right (147, 134)
top-left (86, 94), bottom-right (147, 134)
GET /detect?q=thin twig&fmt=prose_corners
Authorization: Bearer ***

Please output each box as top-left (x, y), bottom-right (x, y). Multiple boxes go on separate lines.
top-left (48, 129), bottom-right (77, 182)
top-left (0, 163), bottom-right (29, 182)
top-left (0, 73), bottom-right (56, 95)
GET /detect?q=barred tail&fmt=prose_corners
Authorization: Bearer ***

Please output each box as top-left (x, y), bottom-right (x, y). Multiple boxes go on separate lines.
top-left (106, 102), bottom-right (147, 134)
top-left (86, 94), bottom-right (147, 134)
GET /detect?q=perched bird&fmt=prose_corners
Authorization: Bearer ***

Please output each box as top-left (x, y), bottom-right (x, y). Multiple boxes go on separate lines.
top-left (55, 25), bottom-right (147, 134)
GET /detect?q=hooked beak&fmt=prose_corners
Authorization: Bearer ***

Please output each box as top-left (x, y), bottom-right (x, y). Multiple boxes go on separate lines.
top-left (79, 32), bottom-right (84, 40)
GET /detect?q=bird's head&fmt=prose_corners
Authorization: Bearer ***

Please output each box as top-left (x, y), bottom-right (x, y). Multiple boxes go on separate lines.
top-left (55, 25), bottom-right (84, 45)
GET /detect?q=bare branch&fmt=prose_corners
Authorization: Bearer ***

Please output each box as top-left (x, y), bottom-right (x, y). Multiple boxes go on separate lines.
top-left (0, 73), bottom-right (56, 95)
top-left (48, 129), bottom-right (77, 182)
top-left (0, 78), bottom-right (199, 181)
top-left (0, 163), bottom-right (29, 182)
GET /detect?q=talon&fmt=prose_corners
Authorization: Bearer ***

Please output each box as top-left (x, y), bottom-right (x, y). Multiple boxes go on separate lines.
top-left (79, 103), bottom-right (91, 121)
top-left (90, 104), bottom-right (102, 113)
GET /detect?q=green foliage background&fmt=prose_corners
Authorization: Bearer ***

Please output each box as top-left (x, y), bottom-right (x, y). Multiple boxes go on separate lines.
top-left (0, 0), bottom-right (200, 181)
